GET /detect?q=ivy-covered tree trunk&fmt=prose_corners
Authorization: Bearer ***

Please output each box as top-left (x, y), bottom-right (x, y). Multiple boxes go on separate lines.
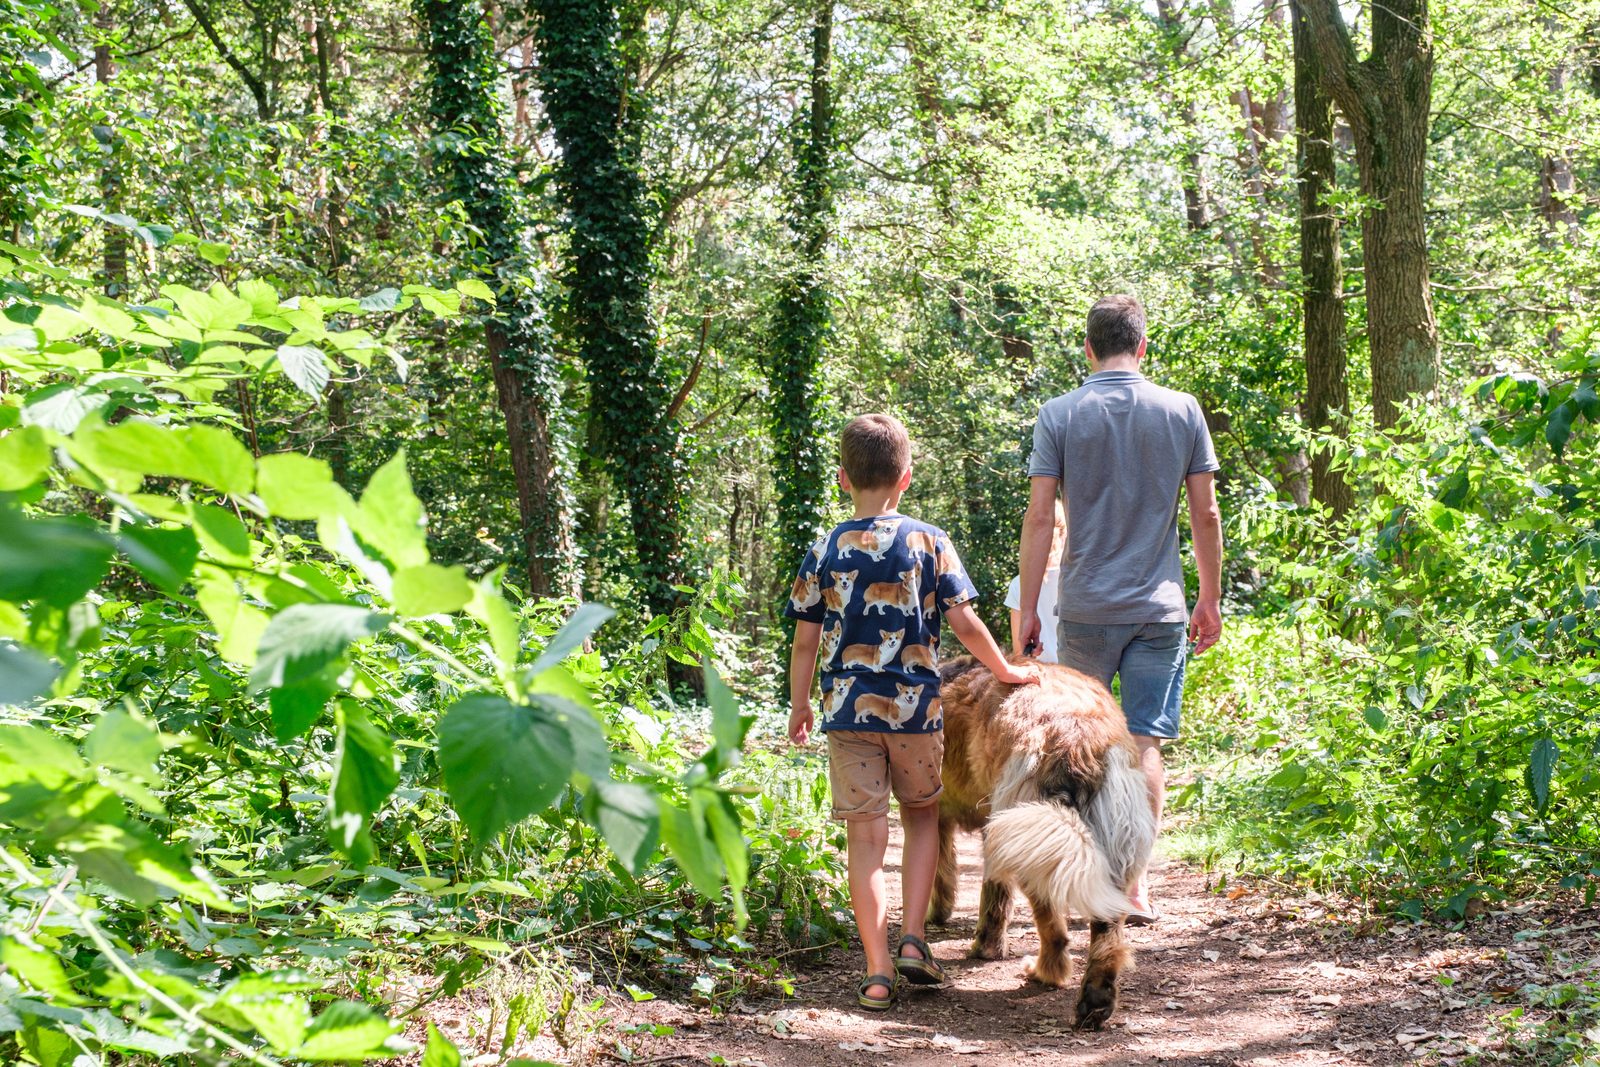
top-left (1298, 0), bottom-right (1439, 429)
top-left (769, 0), bottom-right (835, 588)
top-left (530, 0), bottom-right (688, 616)
top-left (416, 0), bottom-right (578, 599)
top-left (94, 1), bottom-right (127, 297)
top-left (1293, 0), bottom-right (1352, 518)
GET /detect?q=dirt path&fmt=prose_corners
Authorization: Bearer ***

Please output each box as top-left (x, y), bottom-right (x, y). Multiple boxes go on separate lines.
top-left (602, 824), bottom-right (1596, 1066)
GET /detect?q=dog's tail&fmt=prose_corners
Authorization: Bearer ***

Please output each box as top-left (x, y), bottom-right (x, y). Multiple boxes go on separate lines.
top-left (1083, 744), bottom-right (1158, 890)
top-left (983, 800), bottom-right (1131, 922)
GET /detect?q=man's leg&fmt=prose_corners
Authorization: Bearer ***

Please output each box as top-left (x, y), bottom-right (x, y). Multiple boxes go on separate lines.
top-left (898, 800), bottom-right (939, 961)
top-left (847, 813), bottom-right (894, 999)
top-left (1116, 622), bottom-right (1187, 916)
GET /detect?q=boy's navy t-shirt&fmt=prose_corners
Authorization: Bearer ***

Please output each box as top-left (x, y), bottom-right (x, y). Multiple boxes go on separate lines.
top-left (784, 514), bottom-right (978, 734)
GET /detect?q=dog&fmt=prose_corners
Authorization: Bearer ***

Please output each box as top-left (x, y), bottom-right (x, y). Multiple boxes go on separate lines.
top-left (930, 656), bottom-right (1156, 1030)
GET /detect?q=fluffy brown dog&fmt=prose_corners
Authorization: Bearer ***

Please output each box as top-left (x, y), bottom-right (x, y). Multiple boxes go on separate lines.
top-left (930, 656), bottom-right (1156, 1029)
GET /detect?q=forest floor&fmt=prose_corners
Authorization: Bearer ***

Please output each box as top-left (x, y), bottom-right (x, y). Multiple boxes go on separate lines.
top-left (423, 823), bottom-right (1599, 1066)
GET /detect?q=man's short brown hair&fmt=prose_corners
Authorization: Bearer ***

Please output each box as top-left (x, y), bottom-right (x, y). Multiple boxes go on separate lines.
top-left (840, 414), bottom-right (911, 490)
top-left (1086, 294), bottom-right (1146, 359)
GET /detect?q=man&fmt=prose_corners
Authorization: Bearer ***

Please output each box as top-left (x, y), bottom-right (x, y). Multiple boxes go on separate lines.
top-left (1017, 294), bottom-right (1223, 924)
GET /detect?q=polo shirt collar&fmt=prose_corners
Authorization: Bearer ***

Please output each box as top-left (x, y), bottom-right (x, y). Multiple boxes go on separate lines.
top-left (1084, 369), bottom-right (1145, 384)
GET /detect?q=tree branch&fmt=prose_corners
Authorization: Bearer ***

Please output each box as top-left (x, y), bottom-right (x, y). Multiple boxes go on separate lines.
top-left (180, 0), bottom-right (272, 119)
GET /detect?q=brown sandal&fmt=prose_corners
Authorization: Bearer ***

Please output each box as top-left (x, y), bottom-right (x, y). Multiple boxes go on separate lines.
top-left (857, 973), bottom-right (899, 1010)
top-left (894, 933), bottom-right (947, 985)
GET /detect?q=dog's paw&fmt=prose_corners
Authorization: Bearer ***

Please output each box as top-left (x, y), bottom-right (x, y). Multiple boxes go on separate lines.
top-left (1022, 954), bottom-right (1072, 988)
top-left (927, 903), bottom-right (954, 926)
top-left (968, 937), bottom-right (1007, 960)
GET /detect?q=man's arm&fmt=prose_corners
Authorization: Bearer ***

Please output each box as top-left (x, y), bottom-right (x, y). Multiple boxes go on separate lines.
top-left (1017, 475), bottom-right (1059, 655)
top-left (946, 603), bottom-right (1037, 685)
top-left (787, 621), bottom-right (822, 744)
top-left (1185, 471), bottom-right (1223, 654)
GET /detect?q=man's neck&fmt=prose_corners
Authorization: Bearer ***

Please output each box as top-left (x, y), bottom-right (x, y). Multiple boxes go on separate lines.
top-left (850, 491), bottom-right (902, 520)
top-left (1090, 356), bottom-right (1142, 374)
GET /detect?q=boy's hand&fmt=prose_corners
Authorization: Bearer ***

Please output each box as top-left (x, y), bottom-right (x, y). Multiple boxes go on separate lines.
top-left (788, 703), bottom-right (815, 746)
top-left (993, 662), bottom-right (1039, 686)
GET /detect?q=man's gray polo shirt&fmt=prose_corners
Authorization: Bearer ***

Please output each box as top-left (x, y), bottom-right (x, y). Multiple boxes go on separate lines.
top-left (1027, 369), bottom-right (1219, 624)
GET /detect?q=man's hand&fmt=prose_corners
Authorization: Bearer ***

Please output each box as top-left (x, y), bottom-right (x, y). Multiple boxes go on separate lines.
top-left (1189, 598), bottom-right (1222, 655)
top-left (1018, 610), bottom-right (1043, 658)
top-left (993, 661), bottom-right (1039, 686)
top-left (788, 702), bottom-right (815, 746)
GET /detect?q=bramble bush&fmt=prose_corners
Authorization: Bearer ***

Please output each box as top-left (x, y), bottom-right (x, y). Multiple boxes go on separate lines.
top-left (1174, 339), bottom-right (1600, 917)
top-left (0, 242), bottom-right (843, 1064)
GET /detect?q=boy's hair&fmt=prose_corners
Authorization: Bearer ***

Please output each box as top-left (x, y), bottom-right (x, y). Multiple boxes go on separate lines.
top-left (1086, 294), bottom-right (1146, 359)
top-left (840, 414), bottom-right (911, 490)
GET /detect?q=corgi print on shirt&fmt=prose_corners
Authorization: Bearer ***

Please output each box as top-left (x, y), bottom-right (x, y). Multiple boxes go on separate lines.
top-left (785, 514), bottom-right (977, 735)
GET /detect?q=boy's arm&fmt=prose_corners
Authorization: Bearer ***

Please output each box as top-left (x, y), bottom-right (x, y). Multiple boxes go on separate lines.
top-left (787, 620), bottom-right (823, 745)
top-left (945, 603), bottom-right (1037, 686)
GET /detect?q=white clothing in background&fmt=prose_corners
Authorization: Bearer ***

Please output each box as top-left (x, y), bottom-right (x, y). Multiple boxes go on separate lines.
top-left (1004, 567), bottom-right (1061, 664)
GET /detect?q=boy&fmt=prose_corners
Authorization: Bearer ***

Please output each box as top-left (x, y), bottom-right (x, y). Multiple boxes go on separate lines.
top-left (785, 413), bottom-right (1035, 1011)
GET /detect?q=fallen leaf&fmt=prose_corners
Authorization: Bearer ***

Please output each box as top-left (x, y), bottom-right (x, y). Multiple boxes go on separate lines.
top-left (1240, 942), bottom-right (1269, 959)
top-left (930, 1033), bottom-right (986, 1054)
top-left (1202, 949), bottom-right (1221, 962)
top-left (1308, 994), bottom-right (1342, 1007)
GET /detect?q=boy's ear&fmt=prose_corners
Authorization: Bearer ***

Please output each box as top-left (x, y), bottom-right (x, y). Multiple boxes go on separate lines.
top-left (897, 466), bottom-right (912, 491)
top-left (837, 466), bottom-right (851, 491)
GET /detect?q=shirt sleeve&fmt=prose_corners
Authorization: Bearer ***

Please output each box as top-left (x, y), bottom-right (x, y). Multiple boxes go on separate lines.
top-left (1187, 399), bottom-right (1220, 475)
top-left (933, 533), bottom-right (979, 611)
top-left (1003, 575), bottom-right (1022, 610)
top-left (782, 537), bottom-right (827, 623)
top-left (1026, 404), bottom-right (1064, 480)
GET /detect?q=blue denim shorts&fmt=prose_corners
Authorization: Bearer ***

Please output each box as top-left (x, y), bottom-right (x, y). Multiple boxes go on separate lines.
top-left (1056, 619), bottom-right (1187, 739)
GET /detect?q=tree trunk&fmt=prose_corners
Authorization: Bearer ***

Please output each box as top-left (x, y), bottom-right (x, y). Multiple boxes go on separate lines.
top-left (1297, 0), bottom-right (1438, 429)
top-left (769, 0), bottom-right (835, 594)
top-left (531, 0), bottom-right (689, 618)
top-left (1538, 62), bottom-right (1580, 242)
top-left (416, 0), bottom-right (578, 599)
top-left (94, 3), bottom-right (127, 297)
top-left (1293, 0), bottom-right (1352, 517)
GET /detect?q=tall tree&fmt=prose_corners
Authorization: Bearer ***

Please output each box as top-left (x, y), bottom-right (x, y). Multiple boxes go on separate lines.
top-left (1293, 0), bottom-right (1352, 517)
top-left (1297, 0), bottom-right (1439, 428)
top-left (769, 0), bottom-right (835, 592)
top-left (93, 1), bottom-right (127, 296)
top-left (416, 0), bottom-right (578, 598)
top-left (530, 0), bottom-right (689, 615)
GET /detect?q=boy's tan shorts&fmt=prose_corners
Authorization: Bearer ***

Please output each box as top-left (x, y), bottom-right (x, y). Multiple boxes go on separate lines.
top-left (826, 729), bottom-right (944, 822)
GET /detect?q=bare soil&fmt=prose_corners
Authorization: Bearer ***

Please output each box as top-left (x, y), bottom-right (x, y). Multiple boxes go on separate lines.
top-left (579, 824), bottom-right (1599, 1067)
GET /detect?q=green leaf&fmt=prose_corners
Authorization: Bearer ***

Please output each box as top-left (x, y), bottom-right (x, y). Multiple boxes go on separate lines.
top-left (74, 421), bottom-right (255, 495)
top-left (1527, 737), bottom-right (1559, 815)
top-left (250, 604), bottom-right (390, 690)
top-left (269, 671), bottom-right (337, 742)
top-left (195, 574), bottom-right (271, 666)
top-left (1267, 763), bottom-right (1307, 790)
top-left (191, 504), bottom-right (252, 567)
top-left (237, 278), bottom-right (281, 316)
top-left (391, 563), bottom-right (474, 617)
top-left (354, 450), bottom-right (427, 569)
top-left (454, 278), bottom-right (495, 303)
top-left (0, 644), bottom-right (58, 705)
top-left (438, 694), bottom-right (572, 843)
top-left (257, 452), bottom-right (350, 521)
top-left (704, 662), bottom-right (749, 770)
top-left (465, 573), bottom-right (519, 676)
top-left (422, 1025), bottom-right (462, 1067)
top-left (357, 287), bottom-right (401, 312)
top-left (0, 425), bottom-right (51, 490)
top-left (527, 602), bottom-right (614, 676)
top-left (1544, 401), bottom-right (1578, 456)
top-left (659, 794), bottom-right (723, 898)
top-left (210, 977), bottom-right (310, 1054)
top-left (587, 781), bottom-right (659, 875)
top-left (1, 939), bottom-right (86, 1004)
top-left (329, 702), bottom-right (399, 867)
top-left (293, 1001), bottom-right (399, 1061)
top-left (276, 344), bottom-right (330, 401)
top-left (1361, 706), bottom-right (1388, 733)
top-left (0, 508), bottom-right (115, 608)
top-left (197, 241), bottom-right (231, 265)
top-left (21, 384), bottom-right (110, 434)
top-left (85, 709), bottom-right (162, 782)
top-left (118, 524), bottom-right (200, 594)
top-left (704, 791), bottom-right (748, 922)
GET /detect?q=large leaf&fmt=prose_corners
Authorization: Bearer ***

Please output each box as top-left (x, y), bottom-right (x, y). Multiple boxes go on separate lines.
top-left (191, 503), bottom-right (252, 567)
top-left (257, 452), bottom-right (351, 521)
top-left (391, 563), bottom-right (474, 617)
top-left (0, 425), bottom-right (51, 490)
top-left (118, 524), bottom-right (200, 594)
top-left (0, 644), bottom-right (58, 705)
top-left (527, 602), bottom-right (614, 677)
top-left (0, 509), bottom-right (115, 608)
top-left (658, 794), bottom-right (723, 898)
top-left (703, 662), bottom-right (751, 771)
top-left (250, 604), bottom-right (390, 690)
top-left (354, 451), bottom-right (427, 569)
top-left (269, 671), bottom-right (337, 742)
top-left (437, 694), bottom-right (573, 844)
top-left (704, 790), bottom-right (748, 923)
top-left (586, 781), bottom-right (660, 875)
top-left (1527, 737), bottom-right (1559, 814)
top-left (293, 1001), bottom-right (400, 1061)
top-left (328, 702), bottom-right (399, 867)
top-left (422, 1025), bottom-right (462, 1067)
top-left (276, 344), bottom-right (330, 402)
top-left (85, 709), bottom-right (162, 782)
top-left (73, 421), bottom-right (255, 495)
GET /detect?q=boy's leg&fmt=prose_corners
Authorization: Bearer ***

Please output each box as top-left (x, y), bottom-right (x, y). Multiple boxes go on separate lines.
top-left (898, 800), bottom-right (939, 958)
top-left (828, 731), bottom-right (896, 999)
top-left (1116, 622), bottom-right (1186, 914)
top-left (847, 814), bottom-right (894, 999)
